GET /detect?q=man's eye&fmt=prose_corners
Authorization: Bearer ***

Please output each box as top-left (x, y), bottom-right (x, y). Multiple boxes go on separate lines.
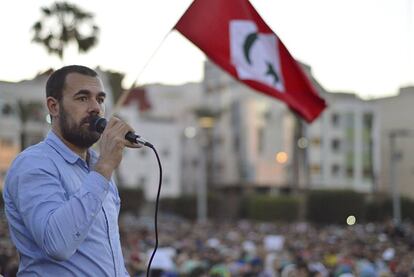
top-left (78, 96), bottom-right (88, 102)
top-left (97, 98), bottom-right (105, 104)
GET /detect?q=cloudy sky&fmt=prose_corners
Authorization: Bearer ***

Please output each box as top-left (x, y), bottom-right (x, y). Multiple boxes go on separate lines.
top-left (0, 0), bottom-right (412, 99)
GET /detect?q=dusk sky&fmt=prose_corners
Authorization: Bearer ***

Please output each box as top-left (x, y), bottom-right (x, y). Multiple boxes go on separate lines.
top-left (0, 0), bottom-right (413, 99)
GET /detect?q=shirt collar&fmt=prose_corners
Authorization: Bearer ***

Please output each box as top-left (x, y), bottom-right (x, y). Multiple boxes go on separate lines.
top-left (45, 130), bottom-right (98, 165)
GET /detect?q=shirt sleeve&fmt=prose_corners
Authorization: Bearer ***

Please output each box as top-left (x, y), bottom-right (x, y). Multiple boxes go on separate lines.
top-left (11, 155), bottom-right (110, 261)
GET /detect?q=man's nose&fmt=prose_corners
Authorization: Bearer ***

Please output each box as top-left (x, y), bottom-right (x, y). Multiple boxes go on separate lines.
top-left (88, 99), bottom-right (102, 113)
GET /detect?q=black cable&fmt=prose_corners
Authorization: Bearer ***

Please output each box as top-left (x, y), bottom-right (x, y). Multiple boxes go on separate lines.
top-left (146, 145), bottom-right (162, 277)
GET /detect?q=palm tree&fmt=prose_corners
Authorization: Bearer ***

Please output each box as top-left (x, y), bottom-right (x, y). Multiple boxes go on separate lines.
top-left (31, 2), bottom-right (99, 60)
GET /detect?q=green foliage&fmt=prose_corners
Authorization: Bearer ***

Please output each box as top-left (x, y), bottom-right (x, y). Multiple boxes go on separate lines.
top-left (365, 196), bottom-right (414, 222)
top-left (32, 1), bottom-right (99, 59)
top-left (159, 194), bottom-right (221, 220)
top-left (140, 190), bottom-right (414, 224)
top-left (306, 189), bottom-right (365, 224)
top-left (118, 188), bottom-right (144, 214)
top-left (160, 195), bottom-right (197, 220)
top-left (246, 195), bottom-right (300, 222)
top-left (17, 101), bottom-right (45, 123)
top-left (365, 197), bottom-right (392, 222)
top-left (401, 197), bottom-right (414, 221)
top-left (107, 71), bottom-right (125, 103)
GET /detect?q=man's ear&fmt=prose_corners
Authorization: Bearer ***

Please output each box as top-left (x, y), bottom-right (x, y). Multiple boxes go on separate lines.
top-left (46, 97), bottom-right (60, 120)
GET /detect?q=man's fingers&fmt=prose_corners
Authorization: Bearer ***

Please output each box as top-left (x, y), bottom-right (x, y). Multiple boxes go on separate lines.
top-left (104, 117), bottom-right (141, 148)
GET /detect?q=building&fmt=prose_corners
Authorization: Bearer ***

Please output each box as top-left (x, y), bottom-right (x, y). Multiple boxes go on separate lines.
top-left (203, 60), bottom-right (380, 194)
top-left (306, 91), bottom-right (380, 193)
top-left (117, 83), bottom-right (205, 200)
top-left (373, 86), bottom-right (414, 199)
top-left (203, 60), bottom-right (295, 191)
top-left (0, 90), bottom-right (21, 190)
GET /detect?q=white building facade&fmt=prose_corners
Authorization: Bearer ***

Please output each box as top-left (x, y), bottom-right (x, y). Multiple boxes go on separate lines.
top-left (306, 92), bottom-right (380, 193)
top-left (203, 60), bottom-right (380, 193)
top-left (374, 86), bottom-right (414, 198)
top-left (203, 61), bottom-right (294, 190)
top-left (117, 83), bottom-right (205, 200)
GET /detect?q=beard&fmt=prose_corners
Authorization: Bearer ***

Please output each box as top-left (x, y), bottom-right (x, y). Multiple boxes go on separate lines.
top-left (59, 105), bottom-right (100, 149)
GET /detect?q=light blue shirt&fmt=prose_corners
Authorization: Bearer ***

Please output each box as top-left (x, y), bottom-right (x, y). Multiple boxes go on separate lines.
top-left (3, 131), bottom-right (129, 276)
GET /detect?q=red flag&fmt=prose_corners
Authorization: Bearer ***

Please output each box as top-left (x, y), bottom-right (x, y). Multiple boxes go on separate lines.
top-left (175, 0), bottom-right (326, 122)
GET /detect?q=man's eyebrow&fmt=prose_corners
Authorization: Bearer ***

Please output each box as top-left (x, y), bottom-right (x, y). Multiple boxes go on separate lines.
top-left (73, 90), bottom-right (106, 97)
top-left (98, 92), bottom-right (107, 98)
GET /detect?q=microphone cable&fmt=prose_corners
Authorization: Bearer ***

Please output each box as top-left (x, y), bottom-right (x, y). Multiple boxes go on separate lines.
top-left (145, 144), bottom-right (162, 277)
top-left (88, 115), bottom-right (162, 275)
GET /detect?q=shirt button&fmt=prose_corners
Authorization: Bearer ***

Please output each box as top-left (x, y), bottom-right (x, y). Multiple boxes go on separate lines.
top-left (73, 231), bottom-right (82, 240)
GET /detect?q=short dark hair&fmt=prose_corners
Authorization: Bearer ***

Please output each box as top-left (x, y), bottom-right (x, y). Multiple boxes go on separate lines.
top-left (46, 65), bottom-right (98, 101)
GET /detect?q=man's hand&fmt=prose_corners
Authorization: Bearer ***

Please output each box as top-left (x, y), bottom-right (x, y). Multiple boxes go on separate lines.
top-left (94, 117), bottom-right (141, 180)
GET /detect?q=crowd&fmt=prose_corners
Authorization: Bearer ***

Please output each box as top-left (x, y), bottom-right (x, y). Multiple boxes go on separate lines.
top-left (1, 210), bottom-right (414, 277)
top-left (0, 212), bottom-right (18, 277)
top-left (120, 214), bottom-right (414, 277)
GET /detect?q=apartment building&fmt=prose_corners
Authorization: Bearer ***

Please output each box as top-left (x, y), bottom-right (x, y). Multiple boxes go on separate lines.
top-left (117, 83), bottom-right (205, 200)
top-left (306, 92), bottom-right (380, 193)
top-left (203, 60), bottom-right (380, 193)
top-left (0, 90), bottom-right (21, 190)
top-left (374, 86), bottom-right (414, 198)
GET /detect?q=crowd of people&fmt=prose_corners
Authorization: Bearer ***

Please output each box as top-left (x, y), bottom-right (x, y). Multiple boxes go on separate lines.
top-left (120, 214), bottom-right (414, 277)
top-left (0, 212), bottom-right (18, 277)
top-left (1, 210), bottom-right (414, 276)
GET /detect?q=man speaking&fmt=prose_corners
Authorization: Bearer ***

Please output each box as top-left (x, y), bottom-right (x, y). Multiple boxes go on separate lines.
top-left (3, 65), bottom-right (139, 276)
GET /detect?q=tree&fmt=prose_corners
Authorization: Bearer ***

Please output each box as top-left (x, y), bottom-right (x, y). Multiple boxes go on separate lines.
top-left (31, 2), bottom-right (99, 60)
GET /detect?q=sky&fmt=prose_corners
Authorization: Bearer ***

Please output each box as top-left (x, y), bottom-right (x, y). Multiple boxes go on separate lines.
top-left (0, 0), bottom-right (413, 99)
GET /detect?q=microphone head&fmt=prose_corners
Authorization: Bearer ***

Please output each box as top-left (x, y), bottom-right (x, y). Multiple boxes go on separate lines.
top-left (89, 115), bottom-right (107, 133)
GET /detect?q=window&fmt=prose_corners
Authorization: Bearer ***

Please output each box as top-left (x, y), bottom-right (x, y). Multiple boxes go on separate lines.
top-left (191, 158), bottom-right (199, 168)
top-left (214, 136), bottom-right (224, 145)
top-left (363, 113), bottom-right (373, 129)
top-left (346, 167), bottom-right (354, 178)
top-left (331, 113), bottom-right (340, 127)
top-left (331, 164), bottom-right (340, 176)
top-left (234, 135), bottom-right (240, 152)
top-left (310, 137), bottom-right (321, 146)
top-left (257, 127), bottom-right (264, 153)
top-left (215, 162), bottom-right (225, 173)
top-left (0, 138), bottom-right (13, 147)
top-left (310, 164), bottom-right (321, 174)
top-left (331, 139), bottom-right (341, 152)
top-left (346, 151), bottom-right (354, 178)
top-left (2, 103), bottom-right (13, 115)
top-left (363, 167), bottom-right (372, 179)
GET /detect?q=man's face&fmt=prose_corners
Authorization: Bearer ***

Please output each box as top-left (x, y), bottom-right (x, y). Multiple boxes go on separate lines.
top-left (58, 73), bottom-right (106, 149)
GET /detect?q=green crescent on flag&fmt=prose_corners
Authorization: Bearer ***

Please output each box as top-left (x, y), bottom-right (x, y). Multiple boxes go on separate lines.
top-left (175, 0), bottom-right (327, 122)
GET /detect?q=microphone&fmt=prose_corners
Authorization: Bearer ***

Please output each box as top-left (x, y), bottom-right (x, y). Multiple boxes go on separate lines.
top-left (89, 115), bottom-right (153, 148)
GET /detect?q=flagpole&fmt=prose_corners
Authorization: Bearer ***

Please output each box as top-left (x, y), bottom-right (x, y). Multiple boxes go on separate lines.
top-left (111, 1), bottom-right (195, 115)
top-left (111, 31), bottom-right (172, 115)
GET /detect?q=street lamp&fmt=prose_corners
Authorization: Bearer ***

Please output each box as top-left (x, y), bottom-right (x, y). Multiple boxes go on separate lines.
top-left (193, 108), bottom-right (220, 223)
top-left (184, 125), bottom-right (207, 223)
top-left (275, 151), bottom-right (288, 164)
top-left (389, 129), bottom-right (412, 225)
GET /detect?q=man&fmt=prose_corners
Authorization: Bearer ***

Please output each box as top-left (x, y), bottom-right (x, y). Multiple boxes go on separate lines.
top-left (3, 65), bottom-right (139, 276)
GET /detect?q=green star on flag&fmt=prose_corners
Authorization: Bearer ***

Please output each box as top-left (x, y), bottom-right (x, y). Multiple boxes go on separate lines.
top-left (175, 0), bottom-right (327, 122)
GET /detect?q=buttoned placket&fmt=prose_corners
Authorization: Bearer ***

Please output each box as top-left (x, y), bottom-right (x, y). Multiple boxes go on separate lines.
top-left (79, 158), bottom-right (118, 276)
top-left (105, 184), bottom-right (120, 277)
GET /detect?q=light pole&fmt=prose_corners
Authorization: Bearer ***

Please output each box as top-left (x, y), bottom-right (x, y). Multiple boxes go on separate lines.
top-left (184, 126), bottom-right (207, 223)
top-left (194, 109), bottom-right (217, 223)
top-left (389, 129), bottom-right (412, 225)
